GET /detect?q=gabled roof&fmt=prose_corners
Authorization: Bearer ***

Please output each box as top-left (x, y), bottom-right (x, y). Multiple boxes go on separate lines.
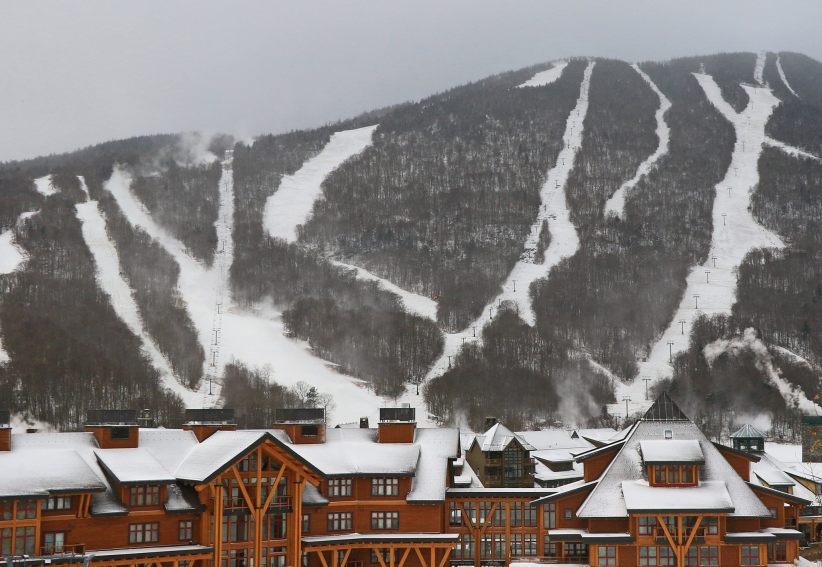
top-left (643, 392), bottom-right (690, 421)
top-left (640, 440), bottom-right (704, 464)
top-left (95, 448), bottom-right (176, 485)
top-left (475, 423), bottom-right (535, 452)
top-left (731, 424), bottom-right (766, 439)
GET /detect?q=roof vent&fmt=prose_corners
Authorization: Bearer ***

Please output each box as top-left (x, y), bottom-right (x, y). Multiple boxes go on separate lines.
top-left (359, 417), bottom-right (370, 429)
top-left (184, 408), bottom-right (236, 425)
top-left (274, 408), bottom-right (325, 424)
top-left (380, 407), bottom-right (415, 423)
top-left (85, 409), bottom-right (138, 425)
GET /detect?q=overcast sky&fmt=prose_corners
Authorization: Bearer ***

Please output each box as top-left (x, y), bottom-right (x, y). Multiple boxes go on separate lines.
top-left (3, 0), bottom-right (821, 162)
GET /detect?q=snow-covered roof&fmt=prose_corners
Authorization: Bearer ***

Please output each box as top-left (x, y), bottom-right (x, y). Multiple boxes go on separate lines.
top-left (573, 428), bottom-right (619, 443)
top-left (137, 428), bottom-right (199, 473)
top-left (731, 424), bottom-right (766, 439)
top-left (0, 448), bottom-right (106, 497)
top-left (475, 423), bottom-right (535, 452)
top-left (95, 448), bottom-right (176, 484)
top-left (575, 417), bottom-right (771, 518)
top-left (621, 480), bottom-right (734, 513)
top-left (751, 452), bottom-right (796, 487)
top-left (407, 428), bottom-right (460, 502)
top-left (534, 461), bottom-right (584, 484)
top-left (516, 429), bottom-right (590, 452)
top-left (639, 440), bottom-right (704, 464)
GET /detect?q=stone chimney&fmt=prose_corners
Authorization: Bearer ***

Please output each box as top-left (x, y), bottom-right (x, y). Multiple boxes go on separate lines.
top-left (182, 408), bottom-right (237, 442)
top-left (84, 409), bottom-right (139, 449)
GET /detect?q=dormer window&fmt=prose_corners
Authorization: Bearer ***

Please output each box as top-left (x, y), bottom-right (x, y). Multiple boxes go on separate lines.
top-left (650, 464), bottom-right (698, 486)
top-left (129, 485), bottom-right (160, 506)
top-left (640, 440), bottom-right (704, 487)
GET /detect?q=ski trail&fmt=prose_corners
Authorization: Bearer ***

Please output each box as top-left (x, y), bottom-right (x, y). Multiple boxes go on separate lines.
top-left (412, 61), bottom-right (595, 397)
top-left (330, 261), bottom-right (438, 321)
top-left (604, 64), bottom-right (672, 219)
top-left (518, 61), bottom-right (569, 88)
top-left (611, 67), bottom-right (785, 418)
top-left (776, 54), bottom-right (799, 98)
top-left (74, 192), bottom-right (202, 406)
top-left (754, 51), bottom-right (766, 86)
top-left (264, 125), bottom-right (378, 243)
top-left (33, 175), bottom-right (58, 197)
top-left (107, 154), bottom-right (387, 423)
top-left (764, 137), bottom-right (822, 162)
top-left (1, 210), bottom-right (38, 365)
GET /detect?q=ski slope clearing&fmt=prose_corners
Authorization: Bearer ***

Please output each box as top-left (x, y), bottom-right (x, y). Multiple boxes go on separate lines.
top-left (1, 211), bottom-right (37, 364)
top-left (107, 157), bottom-right (387, 423)
top-left (776, 54), bottom-right (799, 98)
top-left (764, 137), bottom-right (822, 162)
top-left (518, 61), bottom-right (569, 88)
top-left (419, 61), bottom-right (595, 386)
top-left (33, 175), bottom-right (58, 197)
top-left (264, 125), bottom-right (378, 243)
top-left (754, 51), bottom-right (766, 86)
top-left (604, 64), bottom-right (672, 219)
top-left (74, 194), bottom-right (201, 406)
top-left (331, 261), bottom-right (438, 321)
top-left (613, 67), bottom-right (786, 418)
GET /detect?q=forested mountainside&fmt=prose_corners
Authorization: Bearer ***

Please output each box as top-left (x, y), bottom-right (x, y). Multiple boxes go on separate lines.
top-left (1, 52), bottom-right (821, 435)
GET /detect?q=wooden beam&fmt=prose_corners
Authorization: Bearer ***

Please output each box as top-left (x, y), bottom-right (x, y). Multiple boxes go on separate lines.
top-left (436, 548), bottom-right (451, 567)
top-left (316, 550), bottom-right (330, 567)
top-left (230, 465), bottom-right (255, 510)
top-left (657, 515), bottom-right (677, 553)
top-left (396, 547), bottom-right (412, 567)
top-left (340, 548), bottom-right (352, 567)
top-left (413, 546), bottom-right (428, 567)
top-left (373, 546), bottom-right (389, 567)
top-left (262, 462), bottom-right (288, 514)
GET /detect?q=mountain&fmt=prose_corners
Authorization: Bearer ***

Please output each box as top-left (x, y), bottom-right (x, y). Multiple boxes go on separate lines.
top-left (1, 52), bottom-right (821, 434)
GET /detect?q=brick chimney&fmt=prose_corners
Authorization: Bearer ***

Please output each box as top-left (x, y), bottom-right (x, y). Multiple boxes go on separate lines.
top-left (0, 410), bottom-right (11, 451)
top-left (84, 409), bottom-right (139, 449)
top-left (378, 407), bottom-right (416, 443)
top-left (272, 408), bottom-right (326, 444)
top-left (182, 408), bottom-right (237, 442)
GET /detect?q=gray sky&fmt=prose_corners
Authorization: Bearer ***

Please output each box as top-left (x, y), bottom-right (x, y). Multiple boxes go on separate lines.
top-left (3, 0), bottom-right (821, 162)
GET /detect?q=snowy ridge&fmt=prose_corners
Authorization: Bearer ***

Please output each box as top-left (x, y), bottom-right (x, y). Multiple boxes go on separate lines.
top-left (107, 154), bottom-right (387, 422)
top-left (33, 175), bottom-right (58, 197)
top-left (776, 55), bottom-right (799, 98)
top-left (612, 65), bottom-right (786, 418)
top-left (264, 125), bottom-right (378, 243)
top-left (331, 261), bottom-right (438, 321)
top-left (604, 63), bottom-right (672, 219)
top-left (74, 192), bottom-right (202, 406)
top-left (517, 61), bottom-right (568, 88)
top-left (416, 61), bottom-right (595, 388)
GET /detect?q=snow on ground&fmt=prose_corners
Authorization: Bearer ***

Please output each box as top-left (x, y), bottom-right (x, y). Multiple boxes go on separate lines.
top-left (408, 61), bottom-right (595, 405)
top-left (764, 137), bottom-right (822, 162)
top-left (776, 54), bottom-right (799, 98)
top-left (611, 66), bottom-right (787, 418)
top-left (754, 51), bottom-right (766, 86)
top-left (517, 61), bottom-right (568, 88)
top-left (107, 153), bottom-right (387, 424)
top-left (10, 413), bottom-right (54, 434)
top-left (74, 189), bottom-right (202, 407)
top-left (604, 64), bottom-right (671, 219)
top-left (331, 261), bottom-right (438, 321)
top-left (33, 175), bottom-right (58, 197)
top-left (263, 125), bottom-right (378, 243)
top-left (0, 210), bottom-right (37, 364)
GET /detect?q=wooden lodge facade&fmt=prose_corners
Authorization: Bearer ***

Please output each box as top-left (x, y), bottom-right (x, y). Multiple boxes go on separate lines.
top-left (0, 398), bottom-right (810, 567)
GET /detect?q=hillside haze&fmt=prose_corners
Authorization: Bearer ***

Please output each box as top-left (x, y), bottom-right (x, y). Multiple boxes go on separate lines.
top-left (1, 51), bottom-right (821, 436)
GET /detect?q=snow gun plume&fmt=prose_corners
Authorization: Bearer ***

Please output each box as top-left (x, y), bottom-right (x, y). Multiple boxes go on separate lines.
top-left (703, 328), bottom-right (822, 416)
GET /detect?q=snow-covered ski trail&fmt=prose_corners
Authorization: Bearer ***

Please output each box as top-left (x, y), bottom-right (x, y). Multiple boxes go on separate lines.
top-left (604, 64), bottom-right (671, 219)
top-left (764, 137), bottom-right (822, 162)
top-left (612, 60), bottom-right (787, 418)
top-left (754, 51), bottom-right (766, 86)
top-left (264, 125), bottom-right (378, 243)
top-left (331, 261), bottom-right (438, 321)
top-left (33, 175), bottom-right (58, 197)
top-left (74, 183), bottom-right (203, 406)
top-left (0, 210), bottom-right (38, 364)
top-left (518, 61), bottom-right (568, 88)
top-left (107, 152), bottom-right (387, 423)
top-left (776, 54), bottom-right (799, 98)
top-left (412, 61), bottom-right (595, 397)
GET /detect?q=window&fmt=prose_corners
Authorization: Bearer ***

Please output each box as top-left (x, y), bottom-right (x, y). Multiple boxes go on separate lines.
top-left (504, 445), bottom-right (525, 479)
top-left (301, 425), bottom-right (319, 437)
top-left (564, 543), bottom-right (588, 560)
top-left (524, 503), bottom-right (537, 527)
top-left (15, 527), bottom-right (35, 555)
top-left (327, 512), bottom-right (352, 532)
top-left (544, 502), bottom-right (556, 529)
top-left (371, 478), bottom-right (399, 496)
top-left (664, 429), bottom-right (673, 440)
top-left (703, 516), bottom-right (718, 535)
top-left (658, 546), bottom-right (675, 566)
top-left (0, 502), bottom-right (10, 521)
top-left (768, 542), bottom-right (787, 563)
top-left (370, 511), bottom-right (399, 530)
top-left (46, 496), bottom-right (72, 511)
top-left (1, 528), bottom-right (11, 556)
top-left (768, 507), bottom-right (778, 518)
top-left (700, 546), bottom-right (719, 566)
top-left (370, 550), bottom-right (395, 565)
top-left (741, 545), bottom-right (761, 566)
top-left (448, 502), bottom-right (462, 526)
top-left (493, 503), bottom-right (507, 527)
top-left (638, 516), bottom-right (655, 535)
top-left (524, 534), bottom-right (537, 557)
top-left (111, 426), bottom-right (130, 440)
top-left (564, 508), bottom-right (573, 520)
top-left (543, 538), bottom-right (557, 557)
top-left (639, 546), bottom-right (657, 566)
top-left (43, 532), bottom-right (66, 554)
top-left (129, 485), bottom-right (161, 506)
top-left (302, 514), bottom-right (310, 534)
top-left (16, 500), bottom-right (37, 519)
top-left (685, 546), bottom-right (698, 567)
top-left (178, 520), bottom-right (193, 541)
top-left (460, 534), bottom-right (475, 560)
top-left (328, 478), bottom-right (352, 497)
top-left (510, 533), bottom-right (523, 557)
top-left (598, 545), bottom-right (617, 566)
top-left (128, 522), bottom-right (159, 544)
top-left (651, 465), bottom-right (698, 486)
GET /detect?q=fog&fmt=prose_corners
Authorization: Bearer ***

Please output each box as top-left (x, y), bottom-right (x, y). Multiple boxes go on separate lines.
top-left (2, 0), bottom-right (821, 162)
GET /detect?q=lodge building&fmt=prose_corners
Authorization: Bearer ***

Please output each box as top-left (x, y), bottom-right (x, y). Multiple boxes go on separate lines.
top-left (0, 396), bottom-right (809, 567)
